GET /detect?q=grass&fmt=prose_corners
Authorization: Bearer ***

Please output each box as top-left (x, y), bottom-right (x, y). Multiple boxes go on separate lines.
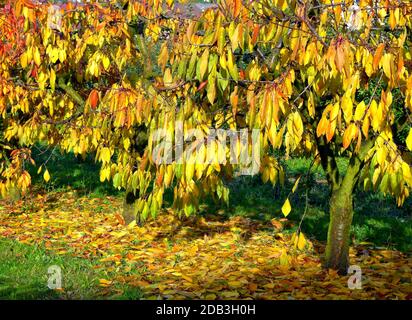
top-left (0, 238), bottom-right (143, 300)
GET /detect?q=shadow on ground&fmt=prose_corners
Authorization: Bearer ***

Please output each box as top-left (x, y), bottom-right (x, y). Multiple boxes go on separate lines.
top-left (30, 147), bottom-right (412, 253)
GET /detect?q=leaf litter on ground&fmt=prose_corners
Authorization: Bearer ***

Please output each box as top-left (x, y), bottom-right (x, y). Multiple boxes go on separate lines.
top-left (0, 190), bottom-right (411, 300)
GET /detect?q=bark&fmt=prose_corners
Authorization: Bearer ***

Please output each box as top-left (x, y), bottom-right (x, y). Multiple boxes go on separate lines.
top-left (123, 191), bottom-right (138, 224)
top-left (319, 138), bottom-right (375, 274)
top-left (325, 187), bottom-right (354, 274)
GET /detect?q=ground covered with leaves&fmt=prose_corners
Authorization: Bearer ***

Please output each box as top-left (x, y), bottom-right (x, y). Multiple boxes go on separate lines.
top-left (0, 190), bottom-right (411, 300)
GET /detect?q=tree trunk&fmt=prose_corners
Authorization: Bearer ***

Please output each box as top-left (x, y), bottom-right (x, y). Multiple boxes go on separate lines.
top-left (317, 138), bottom-right (375, 274)
top-left (325, 188), bottom-right (354, 274)
top-left (123, 191), bottom-right (138, 224)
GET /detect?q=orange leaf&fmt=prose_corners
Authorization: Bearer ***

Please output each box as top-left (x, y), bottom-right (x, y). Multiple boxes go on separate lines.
top-left (197, 80), bottom-right (208, 92)
top-left (115, 213), bottom-right (125, 225)
top-left (89, 90), bottom-right (99, 110)
top-left (373, 44), bottom-right (385, 70)
top-left (335, 44), bottom-right (345, 72)
top-left (99, 279), bottom-right (113, 287)
top-left (316, 117), bottom-right (328, 137)
top-left (251, 25), bottom-right (260, 45)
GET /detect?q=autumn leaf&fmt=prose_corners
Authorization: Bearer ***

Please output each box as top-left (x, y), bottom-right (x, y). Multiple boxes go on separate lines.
top-left (100, 147), bottom-right (111, 164)
top-left (89, 90), bottom-right (99, 110)
top-left (335, 43), bottom-right (345, 72)
top-left (279, 249), bottom-right (289, 266)
top-left (43, 169), bottom-right (50, 182)
top-left (102, 55), bottom-right (110, 71)
top-left (99, 279), bottom-right (113, 287)
top-left (33, 47), bottom-right (41, 67)
top-left (281, 198), bottom-right (291, 217)
top-left (197, 80), bottom-right (208, 92)
top-left (406, 128), bottom-right (412, 151)
top-left (198, 48), bottom-right (209, 80)
top-left (291, 232), bottom-right (307, 251)
top-left (292, 177), bottom-right (301, 193)
top-left (373, 44), bottom-right (385, 70)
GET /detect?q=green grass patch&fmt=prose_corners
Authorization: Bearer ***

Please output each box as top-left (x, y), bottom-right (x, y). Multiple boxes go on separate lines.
top-left (0, 238), bottom-right (143, 300)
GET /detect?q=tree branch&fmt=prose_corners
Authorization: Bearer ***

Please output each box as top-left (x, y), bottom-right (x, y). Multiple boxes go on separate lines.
top-left (317, 136), bottom-right (341, 191)
top-left (58, 77), bottom-right (85, 106)
top-left (340, 138), bottom-right (376, 192)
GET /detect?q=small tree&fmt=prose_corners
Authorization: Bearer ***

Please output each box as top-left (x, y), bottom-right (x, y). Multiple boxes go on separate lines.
top-left (1, 0), bottom-right (412, 273)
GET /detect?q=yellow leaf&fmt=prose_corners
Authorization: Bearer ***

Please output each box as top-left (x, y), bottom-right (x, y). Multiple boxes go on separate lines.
top-left (58, 49), bottom-right (66, 63)
top-left (207, 72), bottom-right (217, 104)
top-left (354, 101), bottom-right (366, 121)
top-left (279, 249), bottom-right (289, 266)
top-left (100, 147), bottom-right (111, 164)
top-left (50, 47), bottom-right (59, 64)
top-left (217, 27), bottom-right (226, 54)
top-left (199, 48), bottom-right (209, 80)
top-left (99, 166), bottom-right (110, 182)
top-left (281, 198), bottom-right (291, 217)
top-left (34, 47), bottom-right (41, 66)
top-left (227, 49), bottom-right (238, 81)
top-left (292, 176), bottom-right (301, 193)
top-left (291, 232), bottom-right (298, 247)
top-left (205, 293), bottom-right (217, 300)
top-left (157, 43), bottom-right (169, 71)
top-left (389, 9), bottom-right (396, 30)
top-left (181, 275), bottom-right (193, 283)
top-left (228, 281), bottom-right (242, 288)
top-left (20, 52), bottom-right (28, 68)
top-left (381, 53), bottom-right (394, 80)
top-left (163, 68), bottom-right (173, 87)
top-left (185, 164), bottom-right (194, 182)
top-left (127, 220), bottom-right (137, 229)
top-left (376, 147), bottom-right (387, 165)
top-left (297, 232), bottom-right (307, 250)
top-left (341, 94), bottom-right (353, 123)
top-left (292, 112), bottom-right (304, 139)
top-left (99, 279), bottom-right (112, 287)
top-left (50, 69), bottom-right (56, 91)
top-left (102, 55), bottom-right (110, 70)
top-left (230, 24), bottom-right (240, 51)
top-left (221, 291), bottom-right (239, 298)
top-left (406, 128), bottom-right (412, 151)
top-left (43, 169), bottom-right (50, 182)
top-left (123, 137), bottom-right (130, 150)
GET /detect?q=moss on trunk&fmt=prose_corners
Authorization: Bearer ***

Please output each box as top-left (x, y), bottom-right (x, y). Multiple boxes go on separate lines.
top-left (319, 138), bottom-right (375, 274)
top-left (325, 188), bottom-right (354, 274)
